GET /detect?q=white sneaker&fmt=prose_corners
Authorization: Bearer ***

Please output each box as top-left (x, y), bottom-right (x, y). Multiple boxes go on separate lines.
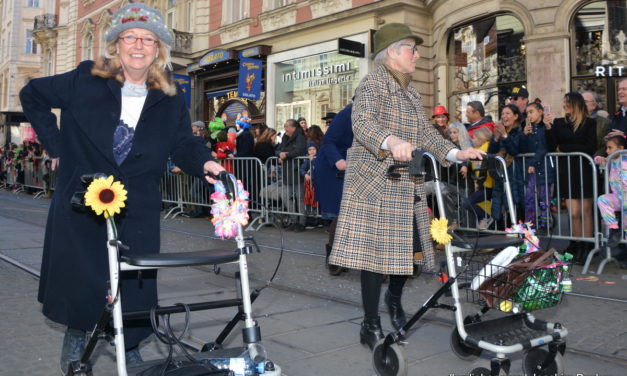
top-left (478, 217), bottom-right (493, 230)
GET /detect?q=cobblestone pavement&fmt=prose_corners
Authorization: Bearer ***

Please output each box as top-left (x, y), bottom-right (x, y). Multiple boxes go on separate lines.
top-left (1, 190), bottom-right (626, 375)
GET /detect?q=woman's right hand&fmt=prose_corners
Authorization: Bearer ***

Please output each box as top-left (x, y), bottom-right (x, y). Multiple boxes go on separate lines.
top-left (335, 159), bottom-right (346, 171)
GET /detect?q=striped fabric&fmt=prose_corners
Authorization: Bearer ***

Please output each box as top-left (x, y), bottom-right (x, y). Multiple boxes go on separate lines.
top-left (329, 64), bottom-right (456, 275)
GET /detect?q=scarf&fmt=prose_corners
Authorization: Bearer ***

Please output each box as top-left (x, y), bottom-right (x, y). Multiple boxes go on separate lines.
top-left (121, 81), bottom-right (148, 97)
top-left (384, 65), bottom-right (412, 90)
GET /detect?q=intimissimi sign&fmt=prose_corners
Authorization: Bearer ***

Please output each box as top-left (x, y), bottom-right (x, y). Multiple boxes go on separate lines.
top-left (282, 62), bottom-right (353, 82)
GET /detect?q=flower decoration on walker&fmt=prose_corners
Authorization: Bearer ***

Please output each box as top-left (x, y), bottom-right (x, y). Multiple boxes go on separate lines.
top-left (210, 179), bottom-right (250, 239)
top-left (84, 175), bottom-right (127, 218)
top-left (506, 222), bottom-right (540, 253)
top-left (430, 217), bottom-right (452, 245)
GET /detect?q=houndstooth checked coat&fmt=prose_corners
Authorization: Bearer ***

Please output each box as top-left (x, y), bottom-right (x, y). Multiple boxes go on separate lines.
top-left (329, 64), bottom-right (456, 275)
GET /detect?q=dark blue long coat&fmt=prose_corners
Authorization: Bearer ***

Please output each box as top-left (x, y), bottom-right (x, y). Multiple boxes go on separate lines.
top-left (19, 61), bottom-right (213, 347)
top-left (312, 103), bottom-right (353, 216)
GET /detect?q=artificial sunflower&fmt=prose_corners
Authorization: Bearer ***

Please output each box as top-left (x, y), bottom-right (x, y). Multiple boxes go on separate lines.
top-left (430, 217), bottom-right (452, 245)
top-left (84, 175), bottom-right (127, 218)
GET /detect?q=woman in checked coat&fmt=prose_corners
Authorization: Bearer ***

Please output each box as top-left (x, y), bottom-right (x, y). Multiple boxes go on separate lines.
top-left (328, 23), bottom-right (483, 350)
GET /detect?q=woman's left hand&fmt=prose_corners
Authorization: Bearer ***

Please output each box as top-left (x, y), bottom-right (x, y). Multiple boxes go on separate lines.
top-left (204, 160), bottom-right (225, 184)
top-left (456, 148), bottom-right (485, 162)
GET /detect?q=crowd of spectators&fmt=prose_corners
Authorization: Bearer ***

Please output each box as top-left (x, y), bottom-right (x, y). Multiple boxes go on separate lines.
top-left (0, 140), bottom-right (52, 195)
top-left (3, 81), bottom-right (627, 267)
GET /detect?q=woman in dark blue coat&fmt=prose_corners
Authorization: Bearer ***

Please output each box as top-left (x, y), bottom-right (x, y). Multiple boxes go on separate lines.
top-left (488, 104), bottom-right (524, 225)
top-left (312, 103), bottom-right (353, 274)
top-left (19, 3), bottom-right (223, 371)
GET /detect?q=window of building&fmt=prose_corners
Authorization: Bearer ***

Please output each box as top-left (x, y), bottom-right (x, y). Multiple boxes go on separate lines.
top-left (186, 0), bottom-right (192, 32)
top-left (167, 0), bottom-right (176, 29)
top-left (98, 25), bottom-right (107, 57)
top-left (266, 0), bottom-right (294, 11)
top-left (448, 15), bottom-right (526, 123)
top-left (25, 30), bottom-right (37, 54)
top-left (571, 0), bottom-right (627, 115)
top-left (27, 0), bottom-right (39, 7)
top-left (82, 33), bottom-right (93, 61)
top-left (224, 0), bottom-right (248, 24)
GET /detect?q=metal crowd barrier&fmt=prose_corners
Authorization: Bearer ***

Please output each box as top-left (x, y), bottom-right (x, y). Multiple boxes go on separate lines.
top-left (9, 151), bottom-right (621, 274)
top-left (589, 149), bottom-right (627, 274)
top-left (159, 156), bottom-right (319, 230)
top-left (433, 151), bottom-right (622, 274)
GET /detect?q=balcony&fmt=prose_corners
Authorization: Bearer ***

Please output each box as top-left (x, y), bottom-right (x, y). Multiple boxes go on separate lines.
top-left (172, 29), bottom-right (193, 55)
top-left (33, 14), bottom-right (58, 46)
top-left (34, 13), bottom-right (57, 30)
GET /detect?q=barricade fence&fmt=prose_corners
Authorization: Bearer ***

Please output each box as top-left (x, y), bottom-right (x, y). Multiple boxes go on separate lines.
top-left (4, 152), bottom-right (623, 273)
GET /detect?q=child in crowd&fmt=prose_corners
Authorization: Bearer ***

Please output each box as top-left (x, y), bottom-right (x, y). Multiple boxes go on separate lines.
top-left (214, 130), bottom-right (235, 173)
top-left (300, 142), bottom-right (319, 228)
top-left (522, 103), bottom-right (553, 229)
top-left (464, 127), bottom-right (494, 229)
top-left (595, 135), bottom-right (627, 247)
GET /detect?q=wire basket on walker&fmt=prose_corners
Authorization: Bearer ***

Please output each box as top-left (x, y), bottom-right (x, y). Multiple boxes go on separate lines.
top-left (371, 151), bottom-right (569, 376)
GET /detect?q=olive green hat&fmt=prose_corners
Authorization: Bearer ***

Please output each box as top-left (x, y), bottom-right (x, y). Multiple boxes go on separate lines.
top-left (372, 23), bottom-right (423, 58)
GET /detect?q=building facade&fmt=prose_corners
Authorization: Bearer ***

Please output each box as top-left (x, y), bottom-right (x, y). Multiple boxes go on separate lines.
top-left (3, 0), bottom-right (626, 145)
top-left (0, 0), bottom-right (49, 145)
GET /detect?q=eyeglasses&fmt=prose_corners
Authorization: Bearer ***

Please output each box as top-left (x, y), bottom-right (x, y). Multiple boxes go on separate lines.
top-left (399, 43), bottom-right (419, 54)
top-left (119, 35), bottom-right (157, 46)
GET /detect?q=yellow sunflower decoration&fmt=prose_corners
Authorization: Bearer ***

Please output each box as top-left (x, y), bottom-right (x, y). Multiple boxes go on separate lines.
top-left (430, 217), bottom-right (452, 245)
top-left (84, 175), bottom-right (127, 218)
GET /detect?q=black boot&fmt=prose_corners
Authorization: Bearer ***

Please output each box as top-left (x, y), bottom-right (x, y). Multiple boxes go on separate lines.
top-left (359, 317), bottom-right (384, 350)
top-left (385, 290), bottom-right (407, 331)
top-left (326, 244), bottom-right (345, 276)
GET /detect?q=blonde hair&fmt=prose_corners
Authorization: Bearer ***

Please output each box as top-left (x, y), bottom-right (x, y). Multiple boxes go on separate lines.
top-left (564, 92), bottom-right (588, 132)
top-left (472, 127), bottom-right (493, 144)
top-left (91, 38), bottom-right (177, 96)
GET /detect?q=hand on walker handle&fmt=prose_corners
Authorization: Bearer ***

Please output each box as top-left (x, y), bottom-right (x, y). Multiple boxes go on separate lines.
top-left (388, 136), bottom-right (414, 162)
top-left (204, 160), bottom-right (225, 184)
top-left (456, 148), bottom-right (485, 162)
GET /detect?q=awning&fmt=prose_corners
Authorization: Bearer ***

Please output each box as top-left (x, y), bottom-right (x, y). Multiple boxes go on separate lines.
top-left (205, 88), bottom-right (237, 99)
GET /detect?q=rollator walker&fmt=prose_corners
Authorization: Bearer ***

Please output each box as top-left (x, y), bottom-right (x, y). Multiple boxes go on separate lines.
top-left (372, 151), bottom-right (569, 376)
top-left (68, 172), bottom-right (281, 376)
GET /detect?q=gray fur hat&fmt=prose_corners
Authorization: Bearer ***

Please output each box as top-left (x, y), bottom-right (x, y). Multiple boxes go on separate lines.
top-left (105, 2), bottom-right (173, 46)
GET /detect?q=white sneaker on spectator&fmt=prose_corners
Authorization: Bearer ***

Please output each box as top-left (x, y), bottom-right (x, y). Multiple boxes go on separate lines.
top-left (478, 217), bottom-right (493, 230)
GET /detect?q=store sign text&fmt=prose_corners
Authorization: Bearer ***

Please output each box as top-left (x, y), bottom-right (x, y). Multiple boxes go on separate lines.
top-left (307, 75), bottom-right (353, 88)
top-left (282, 62), bottom-right (352, 83)
top-left (595, 65), bottom-right (626, 77)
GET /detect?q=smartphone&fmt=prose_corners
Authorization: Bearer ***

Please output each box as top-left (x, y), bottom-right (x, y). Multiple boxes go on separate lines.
top-left (543, 105), bottom-right (551, 114)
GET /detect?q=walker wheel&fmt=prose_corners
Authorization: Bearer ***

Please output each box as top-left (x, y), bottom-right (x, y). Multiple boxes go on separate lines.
top-left (522, 348), bottom-right (564, 376)
top-left (450, 327), bottom-right (482, 361)
top-left (469, 367), bottom-right (491, 376)
top-left (372, 338), bottom-right (408, 376)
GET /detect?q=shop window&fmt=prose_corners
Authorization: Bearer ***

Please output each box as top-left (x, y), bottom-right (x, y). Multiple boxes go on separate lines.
top-left (571, 0), bottom-right (627, 115)
top-left (274, 51), bottom-right (360, 129)
top-left (448, 14), bottom-right (526, 123)
top-left (27, 0), bottom-right (39, 7)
